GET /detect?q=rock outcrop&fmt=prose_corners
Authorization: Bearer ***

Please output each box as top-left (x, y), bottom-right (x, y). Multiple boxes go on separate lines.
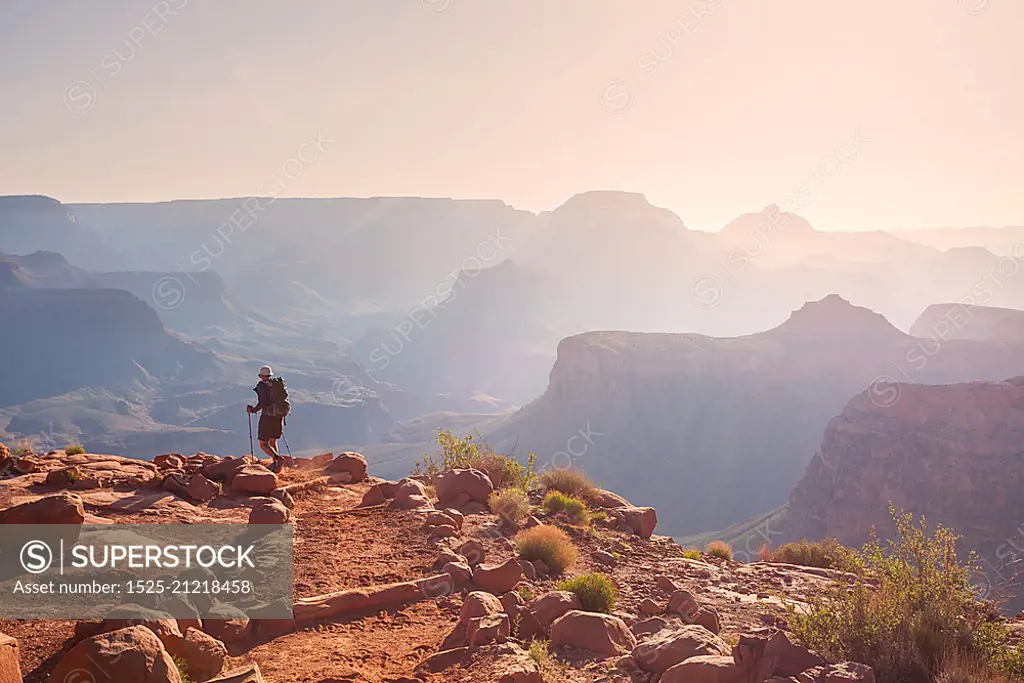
top-left (484, 295), bottom-right (1024, 536)
top-left (786, 377), bottom-right (1024, 611)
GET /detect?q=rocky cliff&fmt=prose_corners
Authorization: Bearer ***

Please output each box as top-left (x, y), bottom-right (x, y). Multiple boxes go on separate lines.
top-left (485, 296), bottom-right (1024, 538)
top-left (0, 288), bottom-right (221, 406)
top-left (785, 377), bottom-right (1024, 608)
top-left (911, 302), bottom-right (1024, 342)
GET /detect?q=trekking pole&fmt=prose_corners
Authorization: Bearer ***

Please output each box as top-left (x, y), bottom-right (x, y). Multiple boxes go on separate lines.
top-left (281, 430), bottom-right (294, 468)
top-left (248, 411), bottom-right (254, 458)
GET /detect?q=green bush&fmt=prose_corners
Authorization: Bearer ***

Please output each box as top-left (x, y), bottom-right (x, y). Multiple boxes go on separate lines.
top-left (681, 548), bottom-right (702, 561)
top-left (64, 442), bottom-right (85, 456)
top-left (760, 538), bottom-right (863, 574)
top-left (557, 573), bottom-right (618, 613)
top-left (542, 491), bottom-right (590, 525)
top-left (789, 506), bottom-right (1024, 683)
top-left (704, 541), bottom-right (733, 561)
top-left (172, 655), bottom-right (195, 683)
top-left (516, 525), bottom-right (579, 575)
top-left (414, 429), bottom-right (536, 490)
top-left (489, 487), bottom-right (531, 526)
top-left (539, 468), bottom-right (596, 499)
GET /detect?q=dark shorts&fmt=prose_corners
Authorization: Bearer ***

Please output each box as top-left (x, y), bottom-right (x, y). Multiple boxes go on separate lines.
top-left (258, 414), bottom-right (284, 441)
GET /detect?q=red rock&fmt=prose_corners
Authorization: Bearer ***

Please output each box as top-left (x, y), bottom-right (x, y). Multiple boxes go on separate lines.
top-left (230, 466), bottom-right (278, 495)
top-left (154, 454), bottom-right (185, 470)
top-left (0, 492), bottom-right (85, 525)
top-left (528, 591), bottom-right (581, 630)
top-left (248, 500), bottom-right (290, 524)
top-left (457, 539), bottom-right (486, 566)
top-left (165, 628), bottom-right (227, 681)
top-left (474, 558), bottom-right (523, 594)
top-left (185, 474), bottom-right (220, 503)
top-left (550, 610), bottom-right (637, 656)
top-left (694, 605), bottom-right (722, 634)
top-left (794, 662), bottom-right (875, 683)
top-left (325, 452), bottom-right (367, 482)
top-left (639, 598), bottom-right (664, 615)
top-left (591, 489), bottom-right (631, 508)
top-left (632, 624), bottom-right (731, 673)
top-left (662, 654), bottom-right (746, 683)
top-left (467, 613), bottom-right (510, 646)
top-left (389, 478), bottom-right (434, 510)
top-left (50, 626), bottom-right (180, 683)
top-left (616, 506), bottom-right (658, 538)
top-left (443, 561), bottom-right (473, 587)
top-left (667, 589), bottom-right (699, 618)
top-left (435, 468), bottom-right (494, 505)
top-left (0, 633), bottom-right (21, 683)
top-left (460, 591), bottom-right (504, 625)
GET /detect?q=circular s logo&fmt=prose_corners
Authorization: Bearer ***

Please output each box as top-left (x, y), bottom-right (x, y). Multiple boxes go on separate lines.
top-left (21, 540), bottom-right (53, 574)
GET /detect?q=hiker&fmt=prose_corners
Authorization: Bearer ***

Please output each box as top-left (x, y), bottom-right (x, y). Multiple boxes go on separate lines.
top-left (246, 365), bottom-right (292, 472)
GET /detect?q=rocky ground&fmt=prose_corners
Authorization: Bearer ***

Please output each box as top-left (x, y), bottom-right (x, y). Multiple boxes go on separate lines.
top-left (0, 447), bottom-right (1020, 682)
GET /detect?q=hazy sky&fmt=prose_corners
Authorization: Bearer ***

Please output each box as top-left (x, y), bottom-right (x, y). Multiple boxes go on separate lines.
top-left (1, 0), bottom-right (1021, 231)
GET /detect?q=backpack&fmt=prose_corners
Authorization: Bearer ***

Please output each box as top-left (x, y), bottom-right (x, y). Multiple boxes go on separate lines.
top-left (265, 377), bottom-right (291, 418)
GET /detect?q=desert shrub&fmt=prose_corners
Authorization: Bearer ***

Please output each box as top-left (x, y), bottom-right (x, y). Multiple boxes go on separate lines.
top-left (557, 573), bottom-right (618, 613)
top-left (704, 541), bottom-right (733, 561)
top-left (788, 506), bottom-right (1024, 683)
top-left (414, 429), bottom-right (536, 490)
top-left (517, 525), bottom-right (579, 575)
top-left (681, 548), bottom-right (703, 561)
top-left (64, 442), bottom-right (85, 456)
top-left (539, 468), bottom-right (596, 499)
top-left (760, 538), bottom-right (863, 574)
top-left (12, 440), bottom-right (33, 456)
top-left (517, 584), bottom-right (535, 603)
top-left (489, 487), bottom-right (531, 525)
top-left (528, 638), bottom-right (548, 664)
top-left (172, 655), bottom-right (195, 683)
top-left (542, 491), bottom-right (590, 525)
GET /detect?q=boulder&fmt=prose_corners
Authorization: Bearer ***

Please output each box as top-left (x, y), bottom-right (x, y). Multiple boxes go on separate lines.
top-left (662, 654), bottom-right (746, 683)
top-left (424, 510), bottom-right (462, 531)
top-left (632, 617), bottom-right (670, 637)
top-left (467, 612), bottom-right (511, 646)
top-left (616, 506), bottom-right (658, 539)
top-left (474, 558), bottom-right (523, 594)
top-left (230, 466), bottom-right (278, 495)
top-left (50, 626), bottom-right (180, 683)
top-left (694, 605), bottom-right (722, 634)
top-left (528, 591), bottom-right (582, 630)
top-left (0, 633), bottom-right (22, 683)
top-left (500, 591), bottom-right (525, 620)
top-left (435, 468), bottom-right (494, 505)
top-left (269, 488), bottom-right (295, 509)
top-left (632, 624), bottom-right (731, 673)
top-left (12, 456), bottom-right (40, 474)
top-left (166, 627), bottom-right (227, 681)
top-left (325, 452), bottom-right (367, 482)
top-left (248, 499), bottom-right (290, 525)
top-left (667, 589), bottom-right (700, 619)
top-left (460, 591), bottom-right (504, 625)
top-left (202, 455), bottom-right (254, 483)
top-left (202, 605), bottom-right (250, 644)
top-left (594, 549), bottom-right (617, 566)
top-left (443, 561), bottom-right (473, 587)
top-left (591, 489), bottom-right (631, 508)
top-left (416, 643), bottom-right (543, 682)
top-left (184, 474), bottom-right (220, 503)
top-left (639, 598), bottom-right (664, 615)
top-left (389, 478), bottom-right (434, 510)
top-left (457, 539), bottom-right (486, 566)
top-left (734, 630), bottom-right (826, 683)
top-left (0, 492), bottom-right (86, 525)
top-left (550, 610), bottom-right (636, 656)
top-left (794, 662), bottom-right (876, 683)
top-left (155, 454), bottom-right (185, 470)
top-left (45, 466), bottom-right (83, 488)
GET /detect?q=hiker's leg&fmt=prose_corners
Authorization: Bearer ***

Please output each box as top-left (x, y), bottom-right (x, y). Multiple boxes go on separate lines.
top-left (267, 438), bottom-right (280, 458)
top-left (259, 439), bottom-right (276, 459)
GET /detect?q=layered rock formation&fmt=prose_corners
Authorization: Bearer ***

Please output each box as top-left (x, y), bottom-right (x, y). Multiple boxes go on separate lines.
top-left (911, 302), bottom-right (1024, 342)
top-left (785, 377), bottom-right (1024, 609)
top-left (485, 296), bottom-right (1024, 537)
